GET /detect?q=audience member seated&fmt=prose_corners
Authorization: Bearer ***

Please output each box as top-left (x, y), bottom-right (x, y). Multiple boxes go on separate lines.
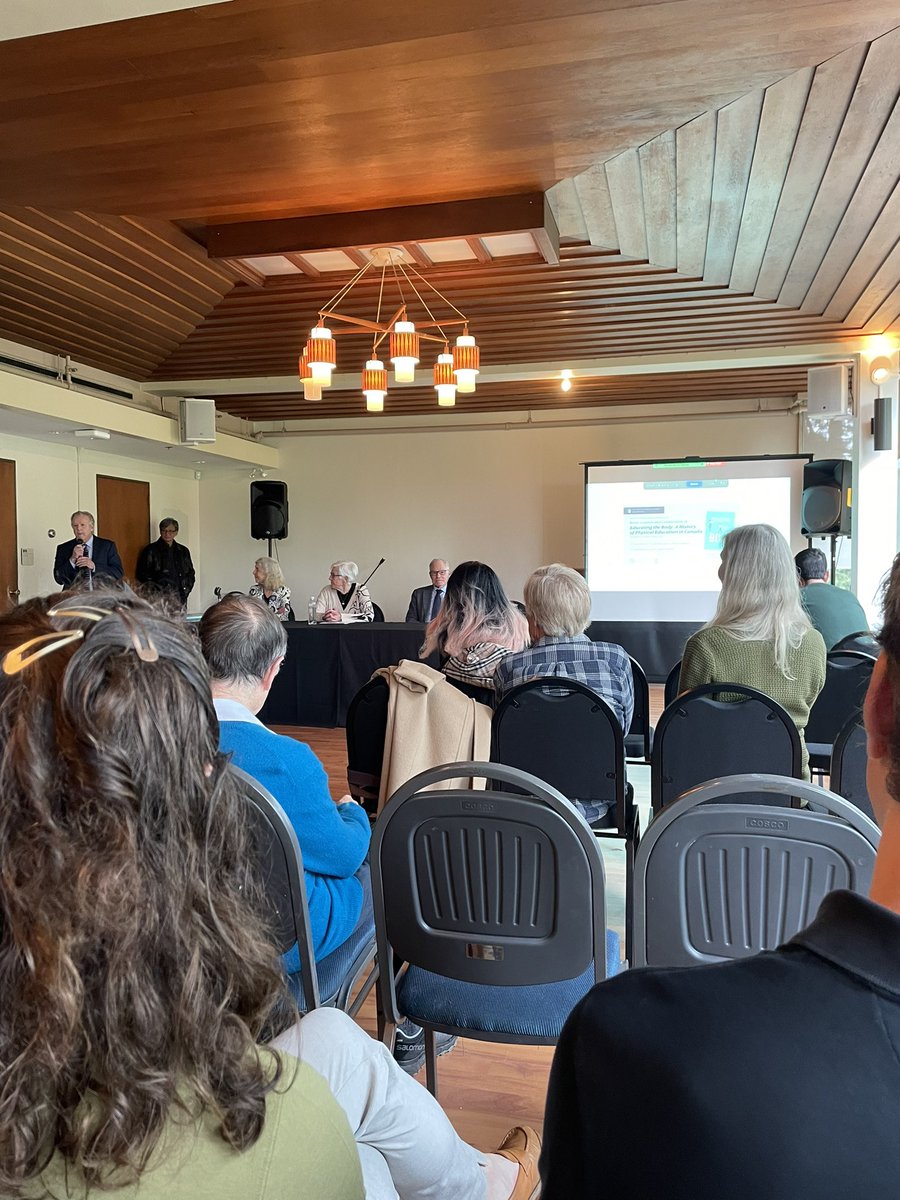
top-left (249, 554), bottom-right (292, 621)
top-left (420, 560), bottom-right (528, 698)
top-left (679, 524), bottom-right (826, 778)
top-left (796, 546), bottom-right (870, 649)
top-left (0, 592), bottom-right (540, 1200)
top-left (406, 557), bottom-right (450, 621)
top-left (494, 563), bottom-right (634, 727)
top-left (317, 560), bottom-right (374, 622)
top-left (199, 594), bottom-right (372, 966)
top-left (540, 553), bottom-right (900, 1198)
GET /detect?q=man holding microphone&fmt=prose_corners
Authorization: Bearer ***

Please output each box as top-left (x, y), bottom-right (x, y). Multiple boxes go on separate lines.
top-left (53, 511), bottom-right (124, 590)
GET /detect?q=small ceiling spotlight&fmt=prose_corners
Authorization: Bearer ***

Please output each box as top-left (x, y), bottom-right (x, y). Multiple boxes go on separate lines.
top-left (560, 369), bottom-right (573, 393)
top-left (870, 357), bottom-right (895, 387)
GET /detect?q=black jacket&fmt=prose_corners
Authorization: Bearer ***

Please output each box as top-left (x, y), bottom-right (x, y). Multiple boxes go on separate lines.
top-left (136, 538), bottom-right (195, 602)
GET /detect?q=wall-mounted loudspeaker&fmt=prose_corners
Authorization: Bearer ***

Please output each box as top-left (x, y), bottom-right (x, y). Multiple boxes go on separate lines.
top-left (806, 364), bottom-right (849, 417)
top-left (801, 459), bottom-right (852, 537)
top-left (873, 395), bottom-right (893, 452)
top-left (179, 397), bottom-right (217, 444)
top-left (250, 481), bottom-right (289, 539)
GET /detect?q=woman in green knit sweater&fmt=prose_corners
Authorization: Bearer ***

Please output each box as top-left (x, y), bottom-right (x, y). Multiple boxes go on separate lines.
top-left (679, 524), bottom-right (826, 778)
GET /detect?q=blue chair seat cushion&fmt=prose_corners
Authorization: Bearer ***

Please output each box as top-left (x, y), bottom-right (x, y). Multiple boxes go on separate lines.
top-left (396, 929), bottom-right (620, 1037)
top-left (287, 915), bottom-right (376, 1010)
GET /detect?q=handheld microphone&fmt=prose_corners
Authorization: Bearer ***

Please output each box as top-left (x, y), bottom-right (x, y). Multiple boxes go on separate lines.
top-left (359, 557), bottom-right (385, 590)
top-left (214, 586), bottom-right (223, 600)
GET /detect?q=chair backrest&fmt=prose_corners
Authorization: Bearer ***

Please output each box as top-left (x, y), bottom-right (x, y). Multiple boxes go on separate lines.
top-left (491, 677), bottom-right (626, 829)
top-left (664, 659), bottom-right (682, 708)
top-left (805, 651), bottom-right (876, 750)
top-left (633, 773), bottom-right (880, 968)
top-left (650, 682), bottom-right (802, 813)
top-left (371, 602), bottom-right (385, 623)
top-left (830, 712), bottom-right (874, 821)
top-left (831, 630), bottom-right (878, 656)
top-left (627, 655), bottom-right (652, 759)
top-left (229, 764), bottom-right (319, 1009)
top-left (371, 762), bottom-right (608, 1008)
top-left (345, 675), bottom-right (389, 815)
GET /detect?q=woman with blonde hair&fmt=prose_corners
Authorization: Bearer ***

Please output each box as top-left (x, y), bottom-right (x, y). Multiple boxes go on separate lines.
top-left (678, 523), bottom-right (826, 777)
top-left (421, 560), bottom-right (528, 696)
top-left (249, 555), bottom-right (292, 621)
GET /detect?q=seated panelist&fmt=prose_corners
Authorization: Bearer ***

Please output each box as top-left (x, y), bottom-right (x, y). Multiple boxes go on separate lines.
top-left (406, 558), bottom-right (450, 622)
top-left (316, 561), bottom-right (374, 623)
top-left (249, 556), bottom-right (292, 621)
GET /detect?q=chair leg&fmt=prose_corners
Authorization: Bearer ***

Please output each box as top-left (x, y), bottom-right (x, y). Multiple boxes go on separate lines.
top-left (424, 1027), bottom-right (438, 1098)
top-left (346, 962), bottom-right (379, 1019)
top-left (624, 836), bottom-right (635, 967)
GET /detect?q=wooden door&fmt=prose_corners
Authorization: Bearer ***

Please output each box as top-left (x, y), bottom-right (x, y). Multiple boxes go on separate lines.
top-left (96, 475), bottom-right (150, 582)
top-left (0, 460), bottom-right (17, 610)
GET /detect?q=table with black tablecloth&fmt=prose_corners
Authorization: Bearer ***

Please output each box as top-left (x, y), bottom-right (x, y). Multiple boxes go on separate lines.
top-left (259, 622), bottom-right (434, 727)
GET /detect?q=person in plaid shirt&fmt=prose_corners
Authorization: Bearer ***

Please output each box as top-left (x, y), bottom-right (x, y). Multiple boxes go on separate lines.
top-left (494, 563), bottom-right (633, 730)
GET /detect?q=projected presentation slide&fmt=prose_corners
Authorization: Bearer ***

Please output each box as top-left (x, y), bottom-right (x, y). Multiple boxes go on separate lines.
top-left (585, 457), bottom-right (808, 622)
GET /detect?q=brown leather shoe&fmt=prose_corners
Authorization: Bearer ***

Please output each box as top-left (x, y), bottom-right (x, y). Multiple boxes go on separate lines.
top-left (495, 1125), bottom-right (542, 1200)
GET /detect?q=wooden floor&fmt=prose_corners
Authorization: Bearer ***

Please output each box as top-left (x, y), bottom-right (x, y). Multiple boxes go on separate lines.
top-left (272, 685), bottom-right (665, 1151)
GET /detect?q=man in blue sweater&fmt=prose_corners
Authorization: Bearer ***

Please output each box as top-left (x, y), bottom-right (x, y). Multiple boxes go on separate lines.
top-left (199, 594), bottom-right (371, 962)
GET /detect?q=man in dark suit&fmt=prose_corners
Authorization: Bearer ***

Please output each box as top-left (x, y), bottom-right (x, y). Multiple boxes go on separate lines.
top-left (405, 558), bottom-right (449, 622)
top-left (53, 510), bottom-right (124, 589)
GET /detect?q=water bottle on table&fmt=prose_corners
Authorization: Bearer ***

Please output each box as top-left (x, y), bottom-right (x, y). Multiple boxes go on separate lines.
top-left (307, 596), bottom-right (317, 625)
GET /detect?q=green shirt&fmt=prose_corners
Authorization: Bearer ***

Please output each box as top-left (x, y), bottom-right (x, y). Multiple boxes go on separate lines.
top-left (20, 1060), bottom-right (364, 1200)
top-left (800, 582), bottom-right (868, 651)
top-left (679, 625), bottom-right (827, 779)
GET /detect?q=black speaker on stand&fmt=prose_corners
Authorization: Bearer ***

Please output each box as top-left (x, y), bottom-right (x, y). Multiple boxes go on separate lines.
top-left (801, 459), bottom-right (851, 582)
top-left (250, 481), bottom-right (289, 555)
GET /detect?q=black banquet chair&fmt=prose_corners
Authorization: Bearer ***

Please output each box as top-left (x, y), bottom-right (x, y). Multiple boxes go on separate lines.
top-left (650, 682), bottom-right (802, 815)
top-left (831, 630), bottom-right (878, 657)
top-left (372, 761), bottom-right (620, 1096)
top-left (231, 765), bottom-right (378, 1015)
top-left (345, 675), bottom-right (389, 818)
top-left (806, 650), bottom-right (876, 775)
top-left (491, 676), bottom-right (639, 958)
top-left (632, 773), bottom-right (879, 968)
top-left (830, 712), bottom-right (874, 821)
top-left (663, 659), bottom-right (682, 709)
top-left (370, 602), bottom-right (385, 622)
top-left (625, 655), bottom-right (654, 762)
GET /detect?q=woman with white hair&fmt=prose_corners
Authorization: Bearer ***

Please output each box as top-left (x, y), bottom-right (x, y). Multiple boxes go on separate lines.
top-left (249, 556), bottom-right (292, 621)
top-left (678, 523), bottom-right (826, 778)
top-left (316, 561), bottom-right (374, 623)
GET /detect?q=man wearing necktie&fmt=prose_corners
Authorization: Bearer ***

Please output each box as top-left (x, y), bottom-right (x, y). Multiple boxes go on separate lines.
top-left (405, 559), bottom-right (449, 622)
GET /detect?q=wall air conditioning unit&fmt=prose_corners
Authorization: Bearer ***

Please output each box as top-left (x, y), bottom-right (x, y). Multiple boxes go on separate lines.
top-left (806, 364), bottom-right (850, 417)
top-left (179, 397), bottom-right (217, 444)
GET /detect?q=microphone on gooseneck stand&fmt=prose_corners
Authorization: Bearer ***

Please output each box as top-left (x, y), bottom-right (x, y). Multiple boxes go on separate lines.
top-left (214, 587), bottom-right (223, 601)
top-left (358, 557), bottom-right (385, 590)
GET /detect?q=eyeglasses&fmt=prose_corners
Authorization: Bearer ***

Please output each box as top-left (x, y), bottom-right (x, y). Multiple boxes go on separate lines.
top-left (429, 570), bottom-right (449, 577)
top-left (1, 605), bottom-right (159, 676)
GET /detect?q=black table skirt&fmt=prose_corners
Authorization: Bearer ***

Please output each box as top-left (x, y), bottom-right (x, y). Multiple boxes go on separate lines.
top-left (259, 622), bottom-right (435, 728)
top-left (586, 621), bottom-right (702, 682)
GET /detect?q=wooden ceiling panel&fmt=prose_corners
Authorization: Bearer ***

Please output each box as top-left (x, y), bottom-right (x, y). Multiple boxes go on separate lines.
top-left (0, 1), bottom-right (897, 221)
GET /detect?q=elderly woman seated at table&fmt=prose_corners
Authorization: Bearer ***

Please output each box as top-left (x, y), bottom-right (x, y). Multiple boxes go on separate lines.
top-left (249, 556), bottom-right (292, 621)
top-left (316, 561), bottom-right (374, 623)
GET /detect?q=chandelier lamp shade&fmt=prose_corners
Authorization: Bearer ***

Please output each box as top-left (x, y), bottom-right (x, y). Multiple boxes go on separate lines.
top-left (434, 351), bottom-right (457, 407)
top-left (299, 246), bottom-right (480, 412)
top-left (297, 353), bottom-right (323, 401)
top-left (362, 359), bottom-right (388, 412)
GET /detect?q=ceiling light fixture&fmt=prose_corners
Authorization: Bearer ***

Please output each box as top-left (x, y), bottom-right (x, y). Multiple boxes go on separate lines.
top-left (560, 369), bottom-right (573, 393)
top-left (299, 246), bottom-right (480, 412)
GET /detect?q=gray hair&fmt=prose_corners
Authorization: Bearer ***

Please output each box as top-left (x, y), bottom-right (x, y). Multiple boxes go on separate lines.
top-left (199, 594), bottom-right (287, 684)
top-left (524, 563), bottom-right (591, 637)
top-left (70, 511), bottom-right (95, 526)
top-left (159, 517), bottom-right (179, 533)
top-left (254, 556), bottom-right (285, 593)
top-left (707, 524), bottom-right (812, 678)
top-left (331, 561), bottom-right (358, 584)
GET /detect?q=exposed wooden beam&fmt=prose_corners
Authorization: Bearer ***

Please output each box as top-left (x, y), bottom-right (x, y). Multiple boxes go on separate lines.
top-left (207, 194), bottom-right (557, 260)
top-left (220, 257), bottom-right (266, 289)
top-left (284, 253), bottom-right (321, 278)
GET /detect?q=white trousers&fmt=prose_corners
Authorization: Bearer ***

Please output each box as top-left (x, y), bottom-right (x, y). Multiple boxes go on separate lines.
top-left (271, 1009), bottom-right (487, 1200)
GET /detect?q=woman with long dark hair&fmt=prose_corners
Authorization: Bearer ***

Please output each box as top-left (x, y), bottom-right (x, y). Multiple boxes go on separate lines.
top-left (420, 561), bottom-right (528, 694)
top-left (0, 592), bottom-right (538, 1199)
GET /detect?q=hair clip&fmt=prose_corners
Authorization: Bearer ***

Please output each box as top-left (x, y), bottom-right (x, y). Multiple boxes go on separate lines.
top-left (116, 609), bottom-right (159, 663)
top-left (46, 606), bottom-right (106, 622)
top-left (1, 630), bottom-right (85, 676)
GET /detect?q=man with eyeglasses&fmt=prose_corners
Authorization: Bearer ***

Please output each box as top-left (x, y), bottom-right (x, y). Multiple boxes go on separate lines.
top-left (406, 559), bottom-right (450, 623)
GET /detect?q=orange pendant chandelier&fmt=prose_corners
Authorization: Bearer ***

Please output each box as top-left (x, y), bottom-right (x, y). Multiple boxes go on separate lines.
top-left (298, 246), bottom-right (480, 413)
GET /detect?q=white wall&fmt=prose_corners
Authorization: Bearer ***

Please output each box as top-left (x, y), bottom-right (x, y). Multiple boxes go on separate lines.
top-left (196, 411), bottom-right (798, 620)
top-left (2, 432), bottom-right (199, 602)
